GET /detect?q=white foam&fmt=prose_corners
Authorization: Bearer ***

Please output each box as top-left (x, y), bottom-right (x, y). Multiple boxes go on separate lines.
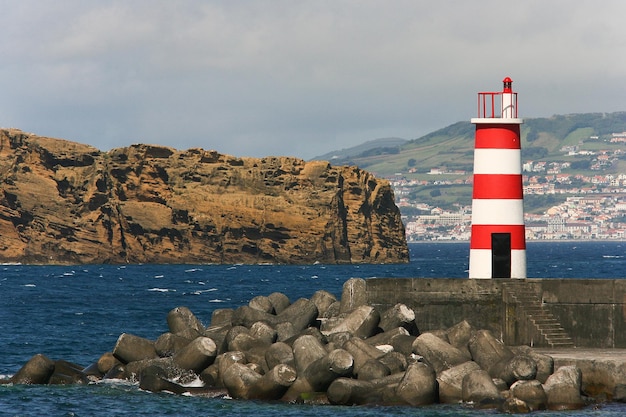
top-left (148, 288), bottom-right (175, 292)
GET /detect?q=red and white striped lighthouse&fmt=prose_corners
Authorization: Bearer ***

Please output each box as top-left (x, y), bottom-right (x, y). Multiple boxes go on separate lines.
top-left (469, 77), bottom-right (525, 279)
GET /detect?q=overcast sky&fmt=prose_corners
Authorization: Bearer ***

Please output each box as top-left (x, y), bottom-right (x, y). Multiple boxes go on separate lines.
top-left (1, 1), bottom-right (625, 159)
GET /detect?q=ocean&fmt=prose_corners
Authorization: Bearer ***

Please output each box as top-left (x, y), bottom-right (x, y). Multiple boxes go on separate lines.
top-left (1, 241), bottom-right (626, 416)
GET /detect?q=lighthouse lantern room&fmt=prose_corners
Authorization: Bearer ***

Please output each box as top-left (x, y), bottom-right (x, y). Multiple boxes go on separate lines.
top-left (469, 77), bottom-right (525, 279)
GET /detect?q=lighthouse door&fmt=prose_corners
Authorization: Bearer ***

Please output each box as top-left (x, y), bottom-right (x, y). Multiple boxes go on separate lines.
top-left (491, 233), bottom-right (511, 278)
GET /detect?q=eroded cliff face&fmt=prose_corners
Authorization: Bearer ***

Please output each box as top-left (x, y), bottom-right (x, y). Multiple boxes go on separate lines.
top-left (0, 129), bottom-right (408, 264)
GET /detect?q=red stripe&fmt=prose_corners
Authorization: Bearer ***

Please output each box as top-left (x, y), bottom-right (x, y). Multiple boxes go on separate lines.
top-left (472, 174), bottom-right (523, 199)
top-left (470, 225), bottom-right (526, 249)
top-left (475, 125), bottom-right (521, 149)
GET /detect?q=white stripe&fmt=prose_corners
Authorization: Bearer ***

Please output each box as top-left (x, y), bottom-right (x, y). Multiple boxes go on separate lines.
top-left (471, 199), bottom-right (524, 225)
top-left (471, 118), bottom-right (523, 125)
top-left (469, 249), bottom-right (492, 278)
top-left (469, 249), bottom-right (526, 279)
top-left (511, 250), bottom-right (527, 278)
top-left (473, 149), bottom-right (521, 175)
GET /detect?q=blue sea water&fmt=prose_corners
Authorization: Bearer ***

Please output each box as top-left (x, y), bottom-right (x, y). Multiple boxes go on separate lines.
top-left (1, 241), bottom-right (626, 416)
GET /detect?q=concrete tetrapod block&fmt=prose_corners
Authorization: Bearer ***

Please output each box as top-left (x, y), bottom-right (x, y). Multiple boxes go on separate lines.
top-left (378, 303), bottom-right (417, 334)
top-left (342, 338), bottom-right (386, 376)
top-left (461, 369), bottom-right (503, 408)
top-left (96, 352), bottom-right (122, 375)
top-left (501, 396), bottom-right (532, 413)
top-left (276, 298), bottom-right (318, 332)
top-left (267, 292), bottom-right (291, 315)
top-left (310, 290), bottom-right (338, 318)
top-left (217, 351), bottom-right (247, 387)
top-left (292, 334), bottom-right (327, 374)
top-left (468, 330), bottom-right (513, 376)
top-left (302, 349), bottom-right (354, 391)
top-left (48, 360), bottom-right (89, 385)
top-left (221, 362), bottom-right (262, 399)
top-left (496, 354), bottom-right (538, 386)
top-left (113, 333), bottom-right (158, 364)
top-left (249, 321), bottom-right (277, 345)
top-left (203, 325), bottom-right (231, 354)
top-left (200, 363), bottom-right (220, 386)
top-left (412, 332), bottom-right (471, 374)
top-left (282, 348), bottom-right (354, 402)
top-left (510, 379), bottom-right (547, 411)
top-left (340, 278), bottom-right (367, 313)
top-left (246, 364), bottom-right (297, 400)
top-left (123, 356), bottom-right (203, 384)
top-left (209, 308), bottom-right (234, 327)
top-left (378, 351), bottom-right (408, 375)
top-left (390, 334), bottom-right (417, 356)
top-left (327, 372), bottom-right (405, 405)
top-left (436, 361), bottom-right (482, 404)
top-left (249, 295), bottom-right (274, 313)
top-left (228, 332), bottom-right (267, 354)
top-left (231, 306), bottom-right (275, 329)
top-left (225, 326), bottom-right (250, 350)
top-left (265, 342), bottom-right (295, 370)
top-left (139, 365), bottom-right (188, 394)
top-left (394, 362), bottom-right (438, 406)
top-left (358, 359), bottom-right (390, 381)
top-left (543, 365), bottom-right (585, 410)
top-left (321, 305), bottom-right (380, 339)
top-left (275, 321), bottom-right (299, 344)
top-left (364, 327), bottom-right (410, 348)
top-left (511, 345), bottom-right (554, 383)
top-left (155, 332), bottom-right (192, 357)
top-left (446, 320), bottom-right (474, 356)
top-left (172, 336), bottom-right (217, 373)
top-left (167, 306), bottom-right (205, 336)
top-left (11, 353), bottom-right (56, 384)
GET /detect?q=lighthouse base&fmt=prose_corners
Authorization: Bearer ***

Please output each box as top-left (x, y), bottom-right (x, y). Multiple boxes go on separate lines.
top-left (469, 249), bottom-right (526, 279)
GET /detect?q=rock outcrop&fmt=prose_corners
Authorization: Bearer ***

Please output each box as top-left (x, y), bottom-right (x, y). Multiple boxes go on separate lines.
top-left (0, 128), bottom-right (408, 264)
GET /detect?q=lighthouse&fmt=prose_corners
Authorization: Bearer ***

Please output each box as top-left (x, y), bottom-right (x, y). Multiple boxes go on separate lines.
top-left (469, 77), bottom-right (525, 279)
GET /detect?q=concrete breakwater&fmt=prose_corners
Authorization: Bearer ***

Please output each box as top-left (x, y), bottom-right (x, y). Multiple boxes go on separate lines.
top-left (3, 278), bottom-right (626, 413)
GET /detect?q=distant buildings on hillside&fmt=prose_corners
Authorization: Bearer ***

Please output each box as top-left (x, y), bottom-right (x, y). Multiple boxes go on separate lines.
top-left (389, 130), bottom-right (626, 241)
top-left (400, 194), bottom-right (626, 241)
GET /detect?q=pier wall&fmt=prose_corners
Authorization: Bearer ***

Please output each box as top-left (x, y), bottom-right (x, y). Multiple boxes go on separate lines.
top-left (365, 278), bottom-right (626, 348)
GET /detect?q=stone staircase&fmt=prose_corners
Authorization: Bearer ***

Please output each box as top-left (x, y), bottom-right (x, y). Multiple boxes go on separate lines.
top-left (503, 280), bottom-right (575, 348)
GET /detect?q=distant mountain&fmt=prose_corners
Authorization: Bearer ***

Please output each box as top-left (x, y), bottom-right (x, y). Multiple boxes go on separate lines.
top-left (318, 112), bottom-right (626, 178)
top-left (311, 137), bottom-right (408, 162)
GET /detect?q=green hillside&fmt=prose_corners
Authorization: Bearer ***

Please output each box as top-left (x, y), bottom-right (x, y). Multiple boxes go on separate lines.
top-left (321, 112), bottom-right (626, 213)
top-left (327, 112), bottom-right (626, 178)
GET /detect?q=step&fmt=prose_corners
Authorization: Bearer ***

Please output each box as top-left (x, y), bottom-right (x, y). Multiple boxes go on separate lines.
top-left (539, 330), bottom-right (568, 336)
top-left (537, 324), bottom-right (564, 330)
top-left (529, 317), bottom-right (558, 323)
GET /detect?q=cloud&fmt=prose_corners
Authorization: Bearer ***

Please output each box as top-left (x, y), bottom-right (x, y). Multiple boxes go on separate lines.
top-left (1, 0), bottom-right (625, 159)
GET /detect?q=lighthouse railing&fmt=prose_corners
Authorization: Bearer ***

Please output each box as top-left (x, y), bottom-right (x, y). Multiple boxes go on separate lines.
top-left (477, 92), bottom-right (518, 119)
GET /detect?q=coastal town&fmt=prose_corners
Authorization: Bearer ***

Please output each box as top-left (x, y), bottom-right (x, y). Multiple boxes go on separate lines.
top-left (390, 132), bottom-right (626, 241)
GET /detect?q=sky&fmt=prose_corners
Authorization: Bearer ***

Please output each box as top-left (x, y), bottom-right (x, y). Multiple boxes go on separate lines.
top-left (1, 1), bottom-right (625, 159)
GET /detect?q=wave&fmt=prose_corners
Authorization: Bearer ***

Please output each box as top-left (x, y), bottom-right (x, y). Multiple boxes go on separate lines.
top-left (187, 288), bottom-right (218, 296)
top-left (603, 255), bottom-right (623, 258)
top-left (147, 288), bottom-right (176, 292)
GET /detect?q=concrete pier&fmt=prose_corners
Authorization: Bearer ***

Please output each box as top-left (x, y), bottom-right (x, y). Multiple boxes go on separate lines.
top-left (366, 278), bottom-right (626, 348)
top-left (534, 348), bottom-right (626, 401)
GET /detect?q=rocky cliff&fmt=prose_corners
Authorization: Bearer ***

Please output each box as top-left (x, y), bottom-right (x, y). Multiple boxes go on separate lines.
top-left (0, 128), bottom-right (408, 264)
